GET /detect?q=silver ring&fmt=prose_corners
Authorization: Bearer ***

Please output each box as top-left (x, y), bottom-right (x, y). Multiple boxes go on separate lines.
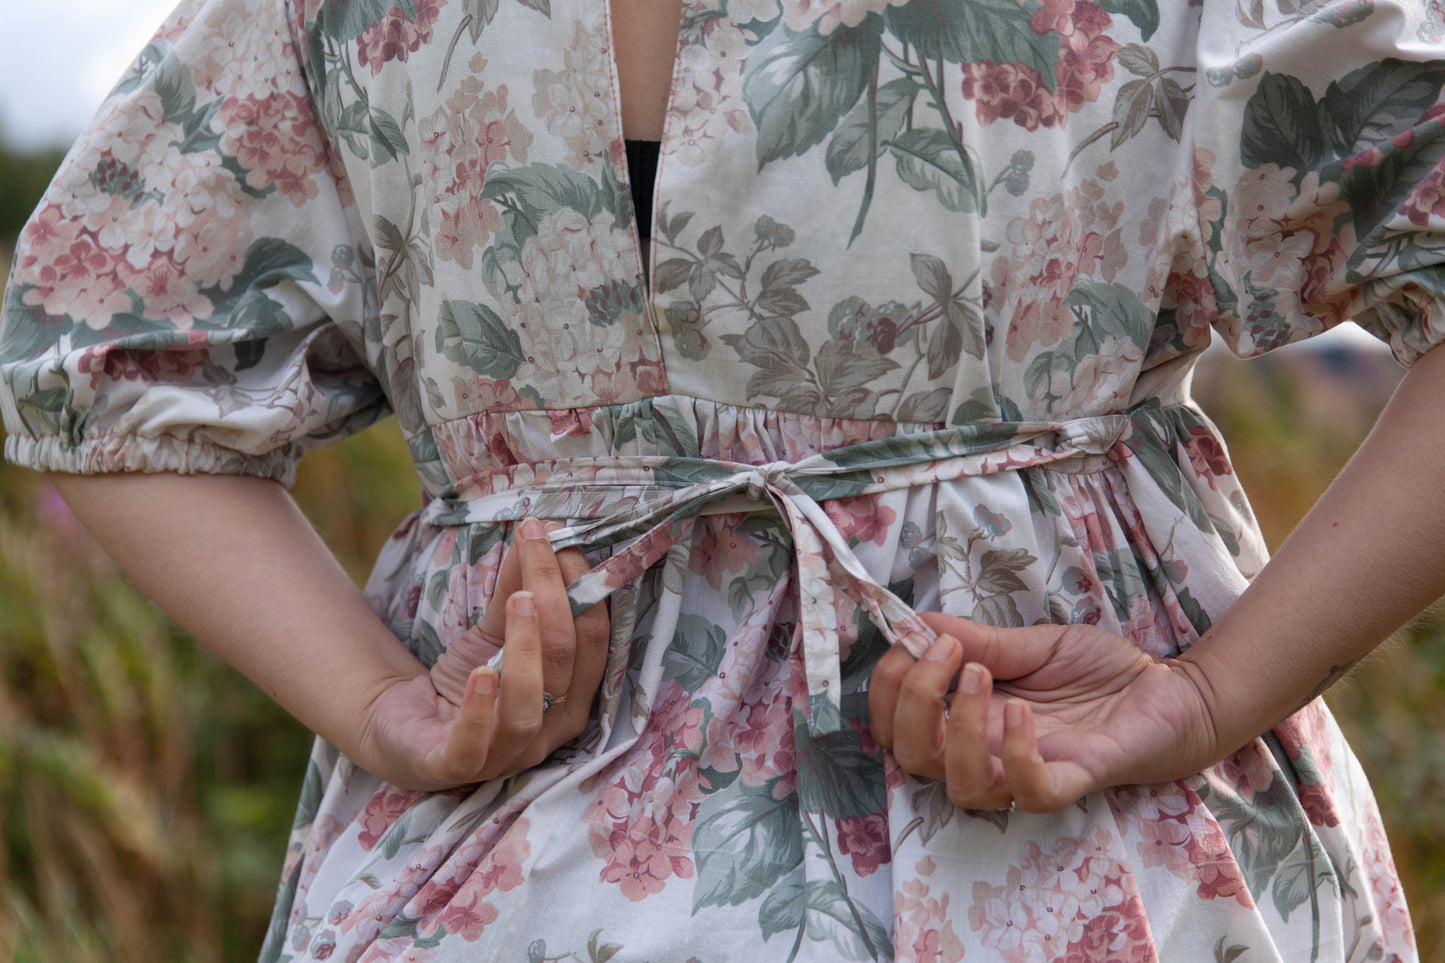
top-left (541, 691), bottom-right (568, 715)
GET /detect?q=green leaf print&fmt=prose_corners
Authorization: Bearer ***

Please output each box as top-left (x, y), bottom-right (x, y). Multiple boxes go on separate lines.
top-left (744, 19), bottom-right (883, 167)
top-left (890, 128), bottom-right (983, 213)
top-left (216, 239), bottom-right (321, 299)
top-left (825, 77), bottom-right (919, 185)
top-left (369, 108), bottom-right (410, 164)
top-left (379, 811), bottom-right (412, 860)
top-left (1269, 837), bottom-right (1327, 924)
top-left (814, 341), bottom-right (899, 412)
top-left (665, 614), bottom-right (729, 689)
top-left (885, 0), bottom-right (1060, 89)
top-left (1211, 778), bottom-right (1305, 902)
top-left (799, 879), bottom-right (893, 961)
top-left (758, 873), bottom-right (807, 940)
top-left (151, 54), bottom-right (199, 125)
top-left (794, 705), bottom-right (886, 820)
top-left (480, 164), bottom-right (605, 221)
top-left (692, 780), bottom-right (805, 910)
top-left (1094, 0), bottom-right (1160, 40)
top-left (321, 0), bottom-right (418, 42)
top-left (1066, 280), bottom-right (1156, 353)
top-left (1319, 59), bottom-right (1445, 158)
top-left (435, 300), bottom-right (526, 379)
top-left (1240, 73), bottom-right (1328, 174)
top-left (292, 758), bottom-right (326, 830)
top-left (606, 398), bottom-right (701, 456)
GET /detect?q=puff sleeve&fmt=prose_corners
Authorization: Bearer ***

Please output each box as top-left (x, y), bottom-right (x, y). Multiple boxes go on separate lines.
top-left (1186, 0), bottom-right (1445, 364)
top-left (0, 0), bottom-right (386, 485)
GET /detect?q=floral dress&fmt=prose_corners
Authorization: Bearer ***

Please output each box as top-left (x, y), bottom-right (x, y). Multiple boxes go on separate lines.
top-left (2, 0), bottom-right (1442, 956)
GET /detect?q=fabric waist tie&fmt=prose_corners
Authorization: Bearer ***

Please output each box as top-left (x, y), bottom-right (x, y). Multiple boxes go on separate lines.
top-left (420, 409), bottom-right (1150, 733)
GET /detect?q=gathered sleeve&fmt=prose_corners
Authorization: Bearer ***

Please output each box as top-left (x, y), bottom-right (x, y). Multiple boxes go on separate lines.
top-left (0, 0), bottom-right (386, 485)
top-left (1186, 0), bottom-right (1445, 365)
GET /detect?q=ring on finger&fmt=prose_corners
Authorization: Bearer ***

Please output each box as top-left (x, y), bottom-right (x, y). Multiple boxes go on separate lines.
top-left (541, 691), bottom-right (569, 715)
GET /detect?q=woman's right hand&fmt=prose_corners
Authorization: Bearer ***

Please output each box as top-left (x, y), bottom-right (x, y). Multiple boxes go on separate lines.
top-left (356, 517), bottom-right (610, 791)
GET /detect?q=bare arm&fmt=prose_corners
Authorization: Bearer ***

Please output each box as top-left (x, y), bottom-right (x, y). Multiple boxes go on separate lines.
top-left (49, 471), bottom-right (607, 790)
top-left (870, 343), bottom-right (1445, 811)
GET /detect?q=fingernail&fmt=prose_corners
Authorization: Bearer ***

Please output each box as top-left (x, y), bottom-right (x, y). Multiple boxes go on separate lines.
top-left (472, 666), bottom-right (497, 695)
top-left (512, 591), bottom-right (536, 616)
top-left (924, 636), bottom-right (956, 663)
top-left (519, 517), bottom-right (544, 540)
top-left (1005, 701), bottom-right (1023, 728)
top-left (960, 663), bottom-right (982, 695)
top-left (543, 520), bottom-right (562, 533)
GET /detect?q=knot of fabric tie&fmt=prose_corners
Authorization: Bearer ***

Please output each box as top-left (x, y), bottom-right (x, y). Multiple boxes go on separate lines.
top-left (419, 407), bottom-right (1183, 732)
top-left (745, 461), bottom-right (793, 502)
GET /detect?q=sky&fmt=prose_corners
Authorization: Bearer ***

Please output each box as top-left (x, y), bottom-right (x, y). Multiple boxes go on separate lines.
top-left (0, 0), bottom-right (178, 151)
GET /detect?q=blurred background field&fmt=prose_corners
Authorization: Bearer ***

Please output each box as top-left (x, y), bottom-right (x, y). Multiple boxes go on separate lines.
top-left (0, 138), bottom-right (1443, 962)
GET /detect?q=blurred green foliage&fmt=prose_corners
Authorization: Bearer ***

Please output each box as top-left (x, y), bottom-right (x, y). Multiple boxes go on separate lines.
top-left (0, 143), bottom-right (66, 240)
top-left (0, 142), bottom-right (1441, 962)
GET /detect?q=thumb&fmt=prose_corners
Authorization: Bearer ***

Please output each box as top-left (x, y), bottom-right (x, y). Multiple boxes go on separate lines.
top-left (918, 612), bottom-right (1063, 681)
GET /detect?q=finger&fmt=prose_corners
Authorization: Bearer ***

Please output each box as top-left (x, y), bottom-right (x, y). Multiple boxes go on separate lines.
top-left (889, 634), bottom-right (963, 780)
top-left (944, 663), bottom-right (1011, 810)
top-left (1000, 700), bottom-right (1066, 813)
top-left (918, 613), bottom-right (1061, 681)
top-left (515, 518), bottom-right (576, 701)
top-left (554, 544), bottom-right (608, 731)
top-left (437, 665), bottom-right (498, 783)
top-left (487, 590), bottom-right (544, 775)
top-left (430, 543), bottom-right (519, 705)
top-left (471, 531), bottom-right (526, 647)
top-left (867, 638), bottom-right (920, 749)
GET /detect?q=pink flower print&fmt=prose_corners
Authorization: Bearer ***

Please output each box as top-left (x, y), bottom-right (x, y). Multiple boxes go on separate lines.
top-left (435, 892), bottom-right (499, 941)
top-left (1217, 741), bottom-right (1278, 800)
top-left (356, 786), bottom-right (424, 851)
top-left (590, 778), bottom-right (700, 900)
top-left (1132, 806), bottom-right (1193, 874)
top-left (824, 495), bottom-right (898, 549)
top-left (75, 339), bottom-right (211, 393)
top-left (689, 515), bottom-right (764, 590)
top-left (835, 813), bottom-right (891, 877)
top-left (1060, 898), bottom-right (1157, 962)
top-left (1182, 424), bottom-right (1232, 488)
top-left (1058, 488), bottom-right (1119, 554)
top-left (896, 877), bottom-right (966, 963)
top-left (531, 23), bottom-right (614, 166)
top-left (124, 255), bottom-right (211, 325)
top-left (1053, 4), bottom-right (1118, 113)
top-left (172, 207), bottom-right (253, 291)
top-left (218, 91), bottom-right (328, 207)
top-left (587, 683), bottom-right (705, 899)
top-left (667, 17), bottom-right (753, 167)
top-left (961, 61), bottom-right (1064, 132)
top-left (355, 0), bottom-right (446, 75)
top-left (1186, 825), bottom-right (1253, 907)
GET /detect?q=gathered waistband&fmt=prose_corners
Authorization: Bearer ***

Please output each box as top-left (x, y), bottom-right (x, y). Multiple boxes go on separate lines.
top-left (419, 405), bottom-right (1190, 733)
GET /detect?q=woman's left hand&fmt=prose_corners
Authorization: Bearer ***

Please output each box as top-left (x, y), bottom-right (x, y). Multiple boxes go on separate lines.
top-left (867, 611), bottom-right (1224, 813)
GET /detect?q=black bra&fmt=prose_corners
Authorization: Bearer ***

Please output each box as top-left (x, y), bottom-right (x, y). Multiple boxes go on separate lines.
top-left (625, 139), bottom-right (661, 238)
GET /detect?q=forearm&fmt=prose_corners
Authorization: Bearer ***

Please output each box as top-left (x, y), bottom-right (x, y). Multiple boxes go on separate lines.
top-left (1178, 342), bottom-right (1445, 752)
top-left (48, 471), bottom-right (424, 760)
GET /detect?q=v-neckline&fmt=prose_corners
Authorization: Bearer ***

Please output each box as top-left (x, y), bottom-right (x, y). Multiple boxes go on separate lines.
top-left (599, 0), bottom-right (687, 293)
